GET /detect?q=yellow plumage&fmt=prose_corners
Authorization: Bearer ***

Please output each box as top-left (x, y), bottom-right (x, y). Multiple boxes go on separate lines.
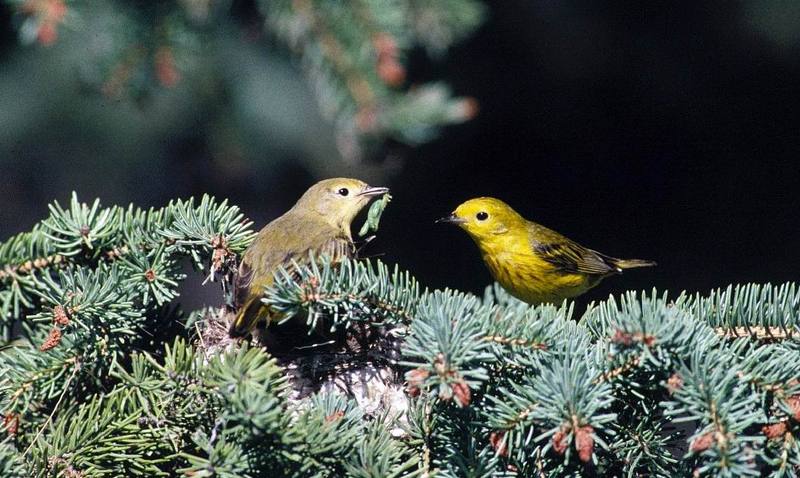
top-left (439, 197), bottom-right (655, 304)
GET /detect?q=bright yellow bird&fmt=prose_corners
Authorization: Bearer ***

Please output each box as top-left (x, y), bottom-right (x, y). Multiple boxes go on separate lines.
top-left (438, 197), bottom-right (655, 304)
top-left (230, 178), bottom-right (388, 337)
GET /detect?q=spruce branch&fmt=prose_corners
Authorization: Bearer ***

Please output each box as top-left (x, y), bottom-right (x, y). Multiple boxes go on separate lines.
top-left (479, 298), bottom-right (580, 357)
top-left (402, 290), bottom-right (494, 406)
top-left (21, 362), bottom-right (78, 458)
top-left (263, 255), bottom-right (420, 332)
top-left (260, 0), bottom-right (482, 159)
top-left (7, 0), bottom-right (483, 158)
top-left (0, 342), bottom-right (81, 434)
top-left (2, 192), bottom-right (800, 476)
top-left (26, 264), bottom-right (148, 367)
top-left (118, 243), bottom-right (185, 307)
top-left (663, 346), bottom-right (766, 476)
top-left (688, 282), bottom-right (800, 336)
top-left (0, 228), bottom-right (62, 281)
top-left (0, 228), bottom-right (63, 331)
top-left (0, 438), bottom-right (25, 478)
top-left (160, 195), bottom-right (255, 258)
top-left (343, 417), bottom-right (420, 478)
top-left (734, 342), bottom-right (800, 399)
top-left (25, 390), bottom-right (172, 477)
top-left (605, 418), bottom-right (678, 477)
top-left (41, 193), bottom-right (122, 259)
top-left (407, 0), bottom-right (486, 56)
top-left (281, 394), bottom-right (367, 476)
top-left (583, 292), bottom-right (721, 382)
top-left (484, 349), bottom-right (615, 465)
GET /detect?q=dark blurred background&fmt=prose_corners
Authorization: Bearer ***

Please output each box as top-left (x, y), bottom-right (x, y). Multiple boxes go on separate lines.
top-left (1, 1), bottom-right (798, 310)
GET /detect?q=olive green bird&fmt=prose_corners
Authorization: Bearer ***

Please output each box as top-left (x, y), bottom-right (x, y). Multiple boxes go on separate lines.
top-left (230, 178), bottom-right (389, 337)
top-left (438, 197), bottom-right (655, 305)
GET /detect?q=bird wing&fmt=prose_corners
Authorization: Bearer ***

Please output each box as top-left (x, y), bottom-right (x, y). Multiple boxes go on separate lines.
top-left (234, 215), bottom-right (354, 308)
top-left (527, 223), bottom-right (616, 275)
top-left (234, 260), bottom-right (255, 310)
top-left (230, 214), bottom-right (355, 336)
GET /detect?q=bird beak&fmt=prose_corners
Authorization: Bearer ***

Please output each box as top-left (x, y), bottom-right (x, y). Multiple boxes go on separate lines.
top-left (436, 212), bottom-right (466, 224)
top-left (358, 186), bottom-right (390, 197)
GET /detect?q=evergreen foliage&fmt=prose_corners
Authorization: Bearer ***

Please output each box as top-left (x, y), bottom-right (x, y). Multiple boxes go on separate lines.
top-left (1, 193), bottom-right (799, 477)
top-left (4, 0), bottom-right (484, 160)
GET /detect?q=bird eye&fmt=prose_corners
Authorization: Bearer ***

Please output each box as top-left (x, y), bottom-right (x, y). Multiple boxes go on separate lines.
top-left (338, 188), bottom-right (349, 196)
top-left (476, 212), bottom-right (488, 221)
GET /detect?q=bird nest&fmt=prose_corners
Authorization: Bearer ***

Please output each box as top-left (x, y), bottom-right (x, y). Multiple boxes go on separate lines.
top-left (194, 307), bottom-right (409, 420)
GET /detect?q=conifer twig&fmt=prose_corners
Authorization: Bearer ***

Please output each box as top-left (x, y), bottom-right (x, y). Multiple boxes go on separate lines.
top-left (22, 361), bottom-right (79, 457)
top-left (715, 326), bottom-right (794, 340)
top-left (594, 355), bottom-right (642, 384)
top-left (483, 335), bottom-right (548, 349)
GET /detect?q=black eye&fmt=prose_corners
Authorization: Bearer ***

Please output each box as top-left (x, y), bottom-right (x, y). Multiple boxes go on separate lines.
top-left (338, 188), bottom-right (349, 196)
top-left (476, 212), bottom-right (488, 221)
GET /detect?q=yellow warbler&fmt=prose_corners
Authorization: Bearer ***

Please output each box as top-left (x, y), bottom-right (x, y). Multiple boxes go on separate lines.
top-left (438, 197), bottom-right (655, 304)
top-left (230, 178), bottom-right (389, 337)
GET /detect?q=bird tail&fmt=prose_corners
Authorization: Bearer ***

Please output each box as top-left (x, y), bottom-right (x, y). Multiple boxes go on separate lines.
top-left (229, 298), bottom-right (267, 338)
top-left (610, 258), bottom-right (657, 271)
